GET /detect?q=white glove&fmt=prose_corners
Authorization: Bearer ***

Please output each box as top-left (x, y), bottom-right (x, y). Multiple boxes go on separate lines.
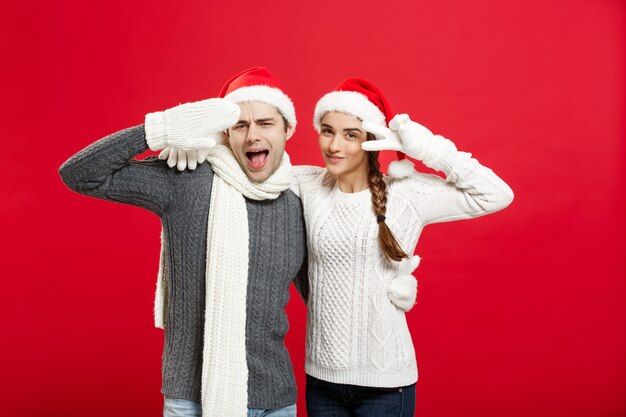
top-left (157, 147), bottom-right (212, 171)
top-left (158, 131), bottom-right (227, 171)
top-left (387, 255), bottom-right (421, 312)
top-left (362, 114), bottom-right (456, 171)
top-left (144, 98), bottom-right (240, 151)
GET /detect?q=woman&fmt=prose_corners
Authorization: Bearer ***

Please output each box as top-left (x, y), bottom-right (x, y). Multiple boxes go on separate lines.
top-left (292, 78), bottom-right (513, 417)
top-left (161, 78), bottom-right (514, 416)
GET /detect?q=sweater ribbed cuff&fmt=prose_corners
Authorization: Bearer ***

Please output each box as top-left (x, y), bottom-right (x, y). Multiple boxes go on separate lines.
top-left (442, 150), bottom-right (479, 183)
top-left (441, 152), bottom-right (459, 177)
top-left (145, 111), bottom-right (169, 151)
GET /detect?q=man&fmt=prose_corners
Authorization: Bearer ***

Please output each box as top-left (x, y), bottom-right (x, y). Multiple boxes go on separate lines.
top-left (59, 67), bottom-right (307, 417)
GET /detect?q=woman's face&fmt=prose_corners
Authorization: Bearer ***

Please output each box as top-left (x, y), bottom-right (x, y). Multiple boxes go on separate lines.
top-left (318, 111), bottom-right (369, 180)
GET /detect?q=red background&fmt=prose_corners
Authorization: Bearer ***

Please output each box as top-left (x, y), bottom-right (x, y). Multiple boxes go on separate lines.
top-left (2, 1), bottom-right (625, 416)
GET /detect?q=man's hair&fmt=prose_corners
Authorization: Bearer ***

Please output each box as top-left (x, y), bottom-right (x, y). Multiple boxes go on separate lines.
top-left (281, 115), bottom-right (290, 132)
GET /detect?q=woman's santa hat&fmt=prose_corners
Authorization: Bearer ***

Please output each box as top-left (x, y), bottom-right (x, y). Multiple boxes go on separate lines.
top-left (313, 78), bottom-right (415, 178)
top-left (219, 66), bottom-right (297, 132)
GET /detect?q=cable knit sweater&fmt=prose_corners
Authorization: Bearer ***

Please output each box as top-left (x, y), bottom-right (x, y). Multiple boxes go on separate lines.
top-left (293, 150), bottom-right (513, 388)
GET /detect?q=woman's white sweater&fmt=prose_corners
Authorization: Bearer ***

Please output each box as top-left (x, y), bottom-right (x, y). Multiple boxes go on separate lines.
top-left (293, 148), bottom-right (513, 388)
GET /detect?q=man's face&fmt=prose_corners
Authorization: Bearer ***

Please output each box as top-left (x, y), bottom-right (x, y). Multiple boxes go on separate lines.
top-left (226, 101), bottom-right (293, 183)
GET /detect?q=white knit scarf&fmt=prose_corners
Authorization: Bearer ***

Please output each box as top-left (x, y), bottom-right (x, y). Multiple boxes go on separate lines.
top-left (154, 145), bottom-right (293, 416)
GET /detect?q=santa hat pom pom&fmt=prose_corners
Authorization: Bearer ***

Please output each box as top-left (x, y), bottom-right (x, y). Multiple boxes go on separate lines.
top-left (388, 159), bottom-right (415, 179)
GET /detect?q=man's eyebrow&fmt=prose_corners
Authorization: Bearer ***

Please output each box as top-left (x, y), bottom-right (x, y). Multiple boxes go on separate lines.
top-left (255, 117), bottom-right (277, 123)
top-left (321, 123), bottom-right (333, 129)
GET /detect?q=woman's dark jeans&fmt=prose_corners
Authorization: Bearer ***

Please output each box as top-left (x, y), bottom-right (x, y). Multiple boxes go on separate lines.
top-left (306, 374), bottom-right (416, 417)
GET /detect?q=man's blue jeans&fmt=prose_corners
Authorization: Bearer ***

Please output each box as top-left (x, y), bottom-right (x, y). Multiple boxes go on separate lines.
top-left (163, 398), bottom-right (297, 417)
top-left (305, 374), bottom-right (416, 417)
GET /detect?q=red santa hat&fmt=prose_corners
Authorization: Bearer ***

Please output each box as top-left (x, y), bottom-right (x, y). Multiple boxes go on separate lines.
top-left (313, 78), bottom-right (414, 178)
top-left (219, 66), bottom-right (297, 130)
top-left (313, 78), bottom-right (392, 133)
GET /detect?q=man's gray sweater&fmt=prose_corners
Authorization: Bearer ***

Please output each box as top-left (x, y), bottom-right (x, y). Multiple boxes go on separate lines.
top-left (59, 125), bottom-right (307, 408)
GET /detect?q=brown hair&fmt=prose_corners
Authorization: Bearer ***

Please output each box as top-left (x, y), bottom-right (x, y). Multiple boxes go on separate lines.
top-left (366, 133), bottom-right (409, 262)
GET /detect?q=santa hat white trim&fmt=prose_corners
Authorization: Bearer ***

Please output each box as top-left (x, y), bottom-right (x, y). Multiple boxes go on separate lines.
top-left (388, 159), bottom-right (416, 179)
top-left (224, 85), bottom-right (297, 129)
top-left (313, 91), bottom-right (386, 132)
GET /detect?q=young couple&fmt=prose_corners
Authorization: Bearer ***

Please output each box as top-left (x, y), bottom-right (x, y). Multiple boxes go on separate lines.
top-left (59, 67), bottom-right (513, 417)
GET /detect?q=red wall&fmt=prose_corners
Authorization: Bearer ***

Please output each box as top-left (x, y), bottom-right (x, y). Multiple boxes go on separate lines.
top-left (2, 1), bottom-right (625, 416)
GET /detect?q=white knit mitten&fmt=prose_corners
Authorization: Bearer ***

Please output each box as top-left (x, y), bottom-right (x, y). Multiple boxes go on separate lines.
top-left (362, 114), bottom-right (457, 171)
top-left (387, 255), bottom-right (421, 312)
top-left (145, 98), bottom-right (240, 151)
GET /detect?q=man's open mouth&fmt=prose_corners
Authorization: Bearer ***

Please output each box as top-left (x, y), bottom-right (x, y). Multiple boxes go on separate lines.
top-left (246, 150), bottom-right (269, 169)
